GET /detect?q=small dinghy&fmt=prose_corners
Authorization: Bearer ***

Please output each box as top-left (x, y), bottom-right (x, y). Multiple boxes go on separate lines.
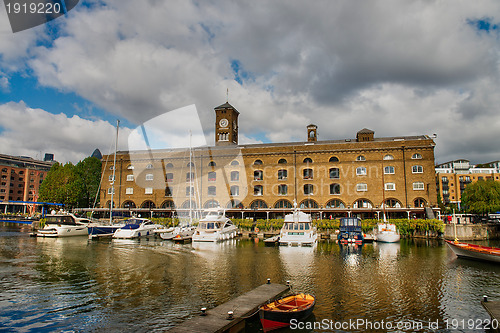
top-left (259, 293), bottom-right (315, 332)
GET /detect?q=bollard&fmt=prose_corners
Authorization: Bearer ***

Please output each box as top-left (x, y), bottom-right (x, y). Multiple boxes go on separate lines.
top-left (227, 311), bottom-right (234, 320)
top-left (200, 307), bottom-right (207, 316)
top-left (483, 295), bottom-right (488, 302)
top-left (267, 278), bottom-right (271, 284)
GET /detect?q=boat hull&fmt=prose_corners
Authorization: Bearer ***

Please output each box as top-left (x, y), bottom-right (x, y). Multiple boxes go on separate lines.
top-left (259, 293), bottom-right (315, 332)
top-left (192, 227), bottom-right (238, 242)
top-left (88, 225), bottom-right (122, 238)
top-left (376, 232), bottom-right (400, 243)
top-left (445, 240), bottom-right (500, 263)
top-left (36, 225), bottom-right (88, 237)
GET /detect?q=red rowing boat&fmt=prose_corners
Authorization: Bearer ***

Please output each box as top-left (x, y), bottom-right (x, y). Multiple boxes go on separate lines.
top-left (445, 240), bottom-right (500, 263)
top-left (259, 293), bottom-right (315, 332)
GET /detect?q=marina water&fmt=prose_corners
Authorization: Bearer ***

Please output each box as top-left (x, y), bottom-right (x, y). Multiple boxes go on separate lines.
top-left (1, 223), bottom-right (499, 332)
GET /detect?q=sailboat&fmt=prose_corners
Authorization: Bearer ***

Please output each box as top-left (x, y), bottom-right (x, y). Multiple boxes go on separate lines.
top-left (375, 170), bottom-right (400, 243)
top-left (88, 120), bottom-right (125, 239)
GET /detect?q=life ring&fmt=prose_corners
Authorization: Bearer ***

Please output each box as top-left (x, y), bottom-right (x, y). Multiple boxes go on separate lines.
top-left (255, 227), bottom-right (259, 233)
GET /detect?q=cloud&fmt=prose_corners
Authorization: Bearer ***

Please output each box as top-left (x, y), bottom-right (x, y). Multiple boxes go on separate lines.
top-left (1, 0), bottom-right (500, 164)
top-left (0, 101), bottom-right (131, 163)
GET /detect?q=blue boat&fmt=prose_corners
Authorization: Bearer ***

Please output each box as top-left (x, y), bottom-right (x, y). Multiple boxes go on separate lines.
top-left (88, 223), bottom-right (123, 239)
top-left (337, 217), bottom-right (364, 244)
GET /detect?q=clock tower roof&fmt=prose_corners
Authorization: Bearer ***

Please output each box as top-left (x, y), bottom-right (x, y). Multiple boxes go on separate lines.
top-left (214, 102), bottom-right (240, 114)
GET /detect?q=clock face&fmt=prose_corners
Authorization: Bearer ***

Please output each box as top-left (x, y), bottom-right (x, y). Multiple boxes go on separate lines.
top-left (219, 118), bottom-right (229, 128)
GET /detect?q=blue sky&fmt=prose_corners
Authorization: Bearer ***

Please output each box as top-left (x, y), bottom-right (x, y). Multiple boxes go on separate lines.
top-left (1, 0), bottom-right (500, 164)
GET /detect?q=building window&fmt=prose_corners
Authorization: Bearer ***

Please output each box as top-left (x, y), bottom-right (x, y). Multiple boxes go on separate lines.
top-left (186, 186), bottom-right (194, 196)
top-left (146, 164), bottom-right (153, 169)
top-left (109, 166), bottom-right (115, 170)
top-left (231, 171), bottom-right (239, 182)
top-left (278, 169), bottom-right (287, 180)
top-left (208, 171), bottom-right (216, 182)
top-left (254, 159), bottom-right (263, 165)
top-left (230, 160), bottom-right (239, 166)
top-left (187, 162), bottom-right (195, 168)
top-left (145, 187), bottom-right (153, 194)
top-left (126, 188), bottom-right (134, 195)
top-left (127, 165), bottom-right (134, 170)
top-left (166, 173), bottom-right (173, 182)
top-left (329, 156), bottom-right (339, 163)
top-left (208, 186), bottom-right (216, 196)
top-left (250, 199), bottom-right (267, 209)
top-left (166, 163), bottom-right (174, 168)
top-left (303, 157), bottom-right (313, 164)
top-left (186, 172), bottom-right (194, 182)
top-left (384, 199), bottom-right (401, 208)
top-left (127, 175), bottom-right (134, 181)
top-left (254, 170), bottom-right (263, 181)
top-left (356, 155), bottom-right (366, 161)
top-left (278, 158), bottom-right (287, 164)
top-left (230, 185), bottom-right (239, 196)
top-left (356, 183), bottom-right (368, 192)
top-left (412, 153), bottom-right (423, 159)
top-left (329, 168), bottom-right (340, 179)
top-left (354, 199), bottom-right (372, 208)
top-left (275, 199), bottom-right (292, 208)
top-left (413, 182), bottom-right (425, 190)
top-left (278, 184), bottom-right (288, 195)
top-left (304, 184), bottom-right (314, 195)
top-left (414, 198), bottom-right (426, 207)
top-left (146, 174), bottom-right (154, 181)
top-left (254, 185), bottom-right (263, 196)
top-left (107, 187), bottom-right (115, 194)
top-left (330, 183), bottom-right (341, 195)
top-left (383, 154), bottom-right (394, 160)
top-left (108, 175), bottom-right (115, 181)
top-left (356, 167), bottom-right (367, 176)
top-left (442, 176), bottom-right (448, 182)
top-left (300, 199), bottom-right (318, 208)
top-left (384, 166), bottom-right (395, 174)
top-left (303, 168), bottom-right (313, 179)
top-left (208, 161), bottom-right (216, 167)
top-left (326, 199), bottom-right (345, 208)
top-left (385, 183), bottom-right (396, 191)
top-left (412, 165), bottom-right (423, 173)
top-left (204, 200), bottom-right (219, 209)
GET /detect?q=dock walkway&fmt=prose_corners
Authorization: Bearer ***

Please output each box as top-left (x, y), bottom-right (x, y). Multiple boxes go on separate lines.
top-left (481, 300), bottom-right (500, 333)
top-left (169, 283), bottom-right (289, 333)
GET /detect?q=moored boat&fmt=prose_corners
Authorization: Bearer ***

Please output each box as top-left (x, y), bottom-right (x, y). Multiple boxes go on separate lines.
top-left (259, 293), bottom-right (315, 332)
top-left (192, 208), bottom-right (237, 242)
top-left (445, 240), bottom-right (500, 263)
top-left (279, 205), bottom-right (317, 246)
top-left (337, 217), bottom-right (364, 244)
top-left (112, 218), bottom-right (160, 239)
top-left (35, 212), bottom-right (91, 237)
top-left (375, 223), bottom-right (400, 243)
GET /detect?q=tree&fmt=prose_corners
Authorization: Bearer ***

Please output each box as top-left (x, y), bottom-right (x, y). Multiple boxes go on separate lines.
top-left (39, 157), bottom-right (102, 208)
top-left (75, 157), bottom-right (102, 208)
top-left (461, 180), bottom-right (500, 215)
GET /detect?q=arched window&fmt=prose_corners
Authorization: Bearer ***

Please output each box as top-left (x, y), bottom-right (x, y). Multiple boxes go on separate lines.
top-left (353, 199), bottom-right (372, 208)
top-left (330, 183), bottom-right (341, 195)
top-left (303, 157), bottom-right (313, 164)
top-left (329, 156), bottom-right (339, 163)
top-left (356, 155), bottom-right (366, 161)
top-left (160, 200), bottom-right (175, 209)
top-left (165, 163), bottom-right (174, 168)
top-left (384, 199), bottom-right (402, 208)
top-left (326, 199), bottom-right (345, 208)
top-left (304, 184), bottom-right (314, 195)
top-left (208, 161), bottom-right (216, 167)
top-left (146, 164), bottom-right (153, 169)
top-left (181, 200), bottom-right (197, 209)
top-left (383, 154), bottom-right (394, 160)
top-left (278, 158), bottom-right (287, 164)
top-left (141, 200), bottom-right (156, 209)
top-left (303, 168), bottom-right (313, 179)
top-left (122, 200), bottom-right (136, 208)
top-left (250, 199), bottom-right (268, 209)
top-left (414, 198), bottom-right (426, 207)
top-left (254, 159), bottom-right (263, 165)
top-left (274, 199), bottom-right (292, 208)
top-left (230, 160), bottom-right (239, 166)
top-left (412, 153), bottom-right (423, 159)
top-left (300, 199), bottom-right (318, 209)
top-left (204, 199), bottom-right (219, 208)
top-left (187, 162), bottom-right (195, 167)
top-left (227, 200), bottom-right (243, 209)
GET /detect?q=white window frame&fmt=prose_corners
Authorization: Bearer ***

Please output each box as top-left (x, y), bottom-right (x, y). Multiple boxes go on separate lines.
top-left (145, 187), bottom-right (153, 194)
top-left (412, 153), bottom-right (423, 159)
top-left (126, 175), bottom-right (134, 181)
top-left (107, 187), bottom-right (115, 194)
top-left (384, 166), bottom-right (395, 174)
top-left (146, 173), bottom-right (154, 181)
top-left (412, 165), bottom-right (423, 174)
top-left (356, 155), bottom-right (366, 161)
top-left (383, 154), bottom-right (394, 160)
top-left (356, 167), bottom-right (367, 176)
top-left (385, 183), bottom-right (396, 191)
top-left (125, 187), bottom-right (134, 195)
top-left (413, 182), bottom-right (425, 190)
top-left (356, 183), bottom-right (368, 192)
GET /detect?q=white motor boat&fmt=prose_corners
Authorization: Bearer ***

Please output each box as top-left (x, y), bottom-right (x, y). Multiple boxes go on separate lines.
top-left (112, 218), bottom-right (160, 239)
top-left (156, 227), bottom-right (176, 240)
top-left (279, 205), bottom-right (317, 246)
top-left (35, 212), bottom-right (91, 237)
top-left (192, 208), bottom-right (238, 242)
top-left (375, 223), bottom-right (400, 243)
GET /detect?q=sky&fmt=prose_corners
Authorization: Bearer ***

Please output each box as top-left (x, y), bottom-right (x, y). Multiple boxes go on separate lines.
top-left (0, 0), bottom-right (499, 165)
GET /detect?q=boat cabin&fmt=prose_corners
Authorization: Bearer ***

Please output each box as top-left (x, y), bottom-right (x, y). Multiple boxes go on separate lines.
top-left (338, 217), bottom-right (364, 244)
top-left (45, 214), bottom-right (90, 225)
top-left (282, 222), bottom-right (313, 235)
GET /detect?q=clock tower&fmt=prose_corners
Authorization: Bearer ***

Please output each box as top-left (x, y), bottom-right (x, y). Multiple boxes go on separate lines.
top-left (215, 102), bottom-right (239, 146)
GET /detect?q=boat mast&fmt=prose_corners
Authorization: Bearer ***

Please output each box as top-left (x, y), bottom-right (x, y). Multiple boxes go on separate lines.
top-left (109, 119), bottom-right (119, 224)
top-left (189, 130), bottom-right (193, 226)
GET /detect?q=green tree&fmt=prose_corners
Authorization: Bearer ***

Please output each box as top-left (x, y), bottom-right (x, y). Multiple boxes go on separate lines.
top-left (461, 180), bottom-right (500, 215)
top-left (75, 157), bottom-right (102, 207)
top-left (39, 162), bottom-right (84, 208)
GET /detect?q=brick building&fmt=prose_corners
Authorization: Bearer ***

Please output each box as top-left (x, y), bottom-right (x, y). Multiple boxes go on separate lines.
top-left (100, 102), bottom-right (438, 219)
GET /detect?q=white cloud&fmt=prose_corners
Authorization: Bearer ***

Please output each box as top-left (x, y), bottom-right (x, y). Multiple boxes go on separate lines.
top-left (0, 101), bottom-right (131, 163)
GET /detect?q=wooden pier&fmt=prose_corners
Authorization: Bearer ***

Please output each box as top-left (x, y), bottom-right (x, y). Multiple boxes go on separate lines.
top-left (169, 283), bottom-right (290, 333)
top-left (481, 299), bottom-right (500, 333)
